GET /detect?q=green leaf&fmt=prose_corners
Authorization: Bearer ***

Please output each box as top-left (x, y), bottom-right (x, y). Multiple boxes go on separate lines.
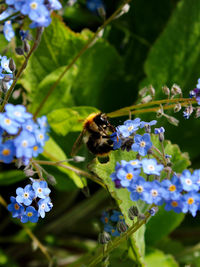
top-left (20, 15), bottom-right (124, 115)
top-left (139, 0), bottom-right (200, 159)
top-left (145, 248), bottom-right (179, 267)
top-left (43, 137), bottom-right (84, 188)
top-left (0, 170), bottom-right (25, 185)
top-left (47, 106), bottom-right (99, 136)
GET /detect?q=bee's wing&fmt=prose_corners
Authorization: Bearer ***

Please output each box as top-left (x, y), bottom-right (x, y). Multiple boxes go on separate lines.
top-left (71, 129), bottom-right (86, 157)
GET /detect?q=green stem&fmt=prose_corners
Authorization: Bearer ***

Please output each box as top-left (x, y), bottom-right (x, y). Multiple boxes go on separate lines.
top-left (33, 0), bottom-right (132, 118)
top-left (0, 27), bottom-right (43, 112)
top-left (107, 98), bottom-right (196, 118)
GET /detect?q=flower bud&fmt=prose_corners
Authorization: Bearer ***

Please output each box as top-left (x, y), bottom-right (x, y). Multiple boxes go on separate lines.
top-left (138, 214), bottom-right (146, 220)
top-left (171, 84), bottom-right (182, 96)
top-left (174, 103), bottom-right (182, 112)
top-left (73, 156), bottom-right (85, 162)
top-left (149, 85), bottom-right (155, 97)
top-left (117, 221), bottom-right (128, 233)
top-left (128, 206), bottom-right (139, 218)
top-left (15, 47), bottom-right (24, 55)
top-left (141, 95), bottom-right (152, 104)
top-left (148, 207), bottom-right (158, 216)
top-left (162, 85), bottom-right (170, 96)
top-left (46, 173), bottom-right (57, 185)
top-left (164, 114), bottom-right (179, 126)
top-left (23, 40), bottom-right (30, 53)
top-left (98, 231), bottom-right (111, 244)
top-left (139, 87), bottom-right (148, 97)
top-left (156, 105), bottom-right (164, 118)
top-left (195, 107), bottom-right (200, 118)
top-left (24, 168), bottom-right (36, 177)
top-left (9, 58), bottom-right (16, 72)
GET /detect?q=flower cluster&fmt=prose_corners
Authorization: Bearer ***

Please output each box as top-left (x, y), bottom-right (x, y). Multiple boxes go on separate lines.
top-left (0, 55), bottom-right (14, 91)
top-left (7, 180), bottom-right (53, 223)
top-left (0, 0), bottom-right (62, 41)
top-left (101, 210), bottom-right (126, 237)
top-left (0, 103), bottom-right (49, 165)
top-left (110, 118), bottom-right (156, 154)
top-left (111, 158), bottom-right (200, 217)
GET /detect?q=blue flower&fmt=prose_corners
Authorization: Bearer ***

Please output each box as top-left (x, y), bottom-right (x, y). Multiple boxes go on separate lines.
top-left (0, 140), bottom-right (15, 163)
top-left (117, 118), bottom-right (140, 138)
top-left (16, 184), bottom-right (35, 206)
top-left (19, 30), bottom-right (30, 41)
top-left (128, 177), bottom-right (149, 201)
top-left (6, 0), bottom-right (26, 11)
top-left (104, 224), bottom-right (120, 237)
top-left (14, 130), bottom-right (36, 160)
top-left (181, 192), bottom-right (200, 217)
top-left (154, 127), bottom-right (165, 134)
top-left (110, 131), bottom-right (122, 150)
top-left (38, 197), bottom-right (53, 218)
top-left (0, 8), bottom-right (15, 21)
top-left (197, 78), bottom-right (200, 89)
top-left (164, 199), bottom-right (183, 213)
top-left (110, 210), bottom-right (124, 222)
top-left (5, 104), bottom-right (32, 123)
top-left (7, 196), bottom-right (24, 218)
top-left (140, 120), bottom-right (157, 128)
top-left (21, 206), bottom-right (39, 223)
top-left (116, 163), bottom-right (141, 187)
top-left (128, 159), bottom-right (142, 169)
top-left (37, 116), bottom-right (49, 131)
top-left (32, 181), bottom-right (51, 199)
top-left (22, 119), bottom-right (38, 133)
top-left (161, 175), bottom-right (182, 200)
top-left (193, 169), bottom-right (200, 186)
top-left (180, 170), bottom-right (199, 192)
top-left (131, 133), bottom-right (152, 156)
top-left (86, 0), bottom-right (105, 13)
top-left (143, 181), bottom-right (164, 205)
top-left (1, 56), bottom-right (12, 73)
top-left (101, 211), bottom-right (110, 225)
top-left (48, 0), bottom-right (62, 10)
top-left (3, 21), bottom-right (15, 42)
top-left (0, 113), bottom-right (20, 135)
top-left (142, 158), bottom-right (163, 176)
top-left (34, 129), bottom-right (49, 146)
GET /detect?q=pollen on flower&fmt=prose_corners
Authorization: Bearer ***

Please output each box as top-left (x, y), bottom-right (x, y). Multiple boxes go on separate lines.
top-left (131, 161), bottom-right (137, 165)
top-left (128, 126), bottom-right (133, 131)
top-left (22, 141), bottom-right (28, 147)
top-left (27, 212), bottom-right (33, 217)
top-left (37, 188), bottom-right (42, 193)
top-left (39, 134), bottom-right (44, 140)
top-left (187, 198), bottom-right (194, 205)
top-left (140, 141), bottom-right (146, 147)
top-left (5, 118), bottom-right (11, 125)
top-left (14, 203), bottom-right (19, 210)
top-left (136, 185), bottom-right (143, 193)
top-left (171, 201), bottom-right (178, 207)
top-left (23, 193), bottom-right (29, 198)
top-left (33, 146), bottom-right (38, 151)
top-left (30, 2), bottom-right (38, 9)
top-left (185, 179), bottom-right (192, 185)
top-left (151, 189), bottom-right (158, 197)
top-left (169, 185), bottom-right (176, 192)
top-left (104, 217), bottom-right (109, 223)
top-left (2, 149), bottom-right (10, 156)
top-left (126, 173), bottom-right (133, 180)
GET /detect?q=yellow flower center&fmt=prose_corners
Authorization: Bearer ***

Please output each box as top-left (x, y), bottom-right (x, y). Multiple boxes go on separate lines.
top-left (39, 134), bottom-right (44, 140)
top-left (22, 140), bottom-right (28, 147)
top-left (37, 188), bottom-right (42, 193)
top-left (2, 149), bottom-right (10, 156)
top-left (187, 198), bottom-right (194, 205)
top-left (128, 126), bottom-right (133, 132)
top-left (33, 146), bottom-right (38, 151)
top-left (14, 203), bottom-right (19, 210)
top-left (151, 189), bottom-right (158, 197)
top-left (111, 229), bottom-right (115, 233)
top-left (24, 193), bottom-right (29, 198)
top-left (30, 2), bottom-right (37, 9)
top-left (27, 125), bottom-right (32, 131)
top-left (140, 141), bottom-right (146, 147)
top-left (169, 185), bottom-right (176, 192)
top-left (131, 161), bottom-right (137, 166)
top-left (126, 173), bottom-right (133, 180)
top-left (104, 217), bottom-right (108, 223)
top-left (171, 201), bottom-right (178, 207)
top-left (136, 185), bottom-right (143, 193)
top-left (5, 118), bottom-right (11, 125)
top-left (27, 212), bottom-right (33, 217)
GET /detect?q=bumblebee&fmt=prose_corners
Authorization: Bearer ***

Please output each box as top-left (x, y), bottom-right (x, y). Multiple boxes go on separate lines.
top-left (71, 112), bottom-right (116, 157)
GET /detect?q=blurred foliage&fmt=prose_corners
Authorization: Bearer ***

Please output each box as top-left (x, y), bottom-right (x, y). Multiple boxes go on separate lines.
top-left (1, 0), bottom-right (200, 266)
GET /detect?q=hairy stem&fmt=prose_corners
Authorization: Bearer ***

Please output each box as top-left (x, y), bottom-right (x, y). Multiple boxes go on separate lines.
top-left (33, 0), bottom-right (132, 118)
top-left (0, 27), bottom-right (43, 112)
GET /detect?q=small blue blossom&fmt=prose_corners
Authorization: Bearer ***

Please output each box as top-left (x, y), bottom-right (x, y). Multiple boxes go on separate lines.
top-left (86, 0), bottom-right (105, 14)
top-left (21, 206), bottom-right (39, 223)
top-left (148, 207), bottom-right (158, 216)
top-left (0, 140), bottom-right (15, 163)
top-left (110, 210), bottom-right (124, 222)
top-left (164, 199), bottom-right (183, 213)
top-left (161, 175), bottom-right (182, 200)
top-left (143, 181), bottom-right (164, 205)
top-left (7, 196), bottom-right (24, 218)
top-left (116, 163), bottom-right (141, 187)
top-left (128, 177), bottom-right (149, 201)
top-left (140, 120), bottom-right (157, 128)
top-left (37, 115), bottom-right (49, 130)
top-left (1, 56), bottom-right (12, 73)
top-left (105, 224), bottom-right (120, 237)
top-left (0, 8), bottom-right (15, 21)
top-left (0, 113), bottom-right (20, 135)
top-left (34, 129), bottom-right (49, 146)
top-left (16, 184), bottom-right (35, 206)
top-left (131, 133), bottom-right (152, 156)
top-left (180, 170), bottom-right (199, 192)
top-left (3, 21), bottom-right (15, 42)
top-left (32, 181), bottom-right (51, 199)
top-left (38, 197), bottom-right (53, 218)
top-left (101, 211), bottom-right (110, 225)
top-left (14, 130), bottom-right (36, 159)
top-left (117, 118), bottom-right (140, 138)
top-left (5, 104), bottom-right (32, 123)
top-left (154, 127), bottom-right (165, 134)
top-left (197, 78), bottom-right (200, 89)
top-left (142, 158), bottom-right (164, 176)
top-left (110, 131), bottom-right (122, 150)
top-left (48, 0), bottom-right (62, 10)
top-left (19, 30), bottom-right (30, 41)
top-left (181, 192), bottom-right (200, 217)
